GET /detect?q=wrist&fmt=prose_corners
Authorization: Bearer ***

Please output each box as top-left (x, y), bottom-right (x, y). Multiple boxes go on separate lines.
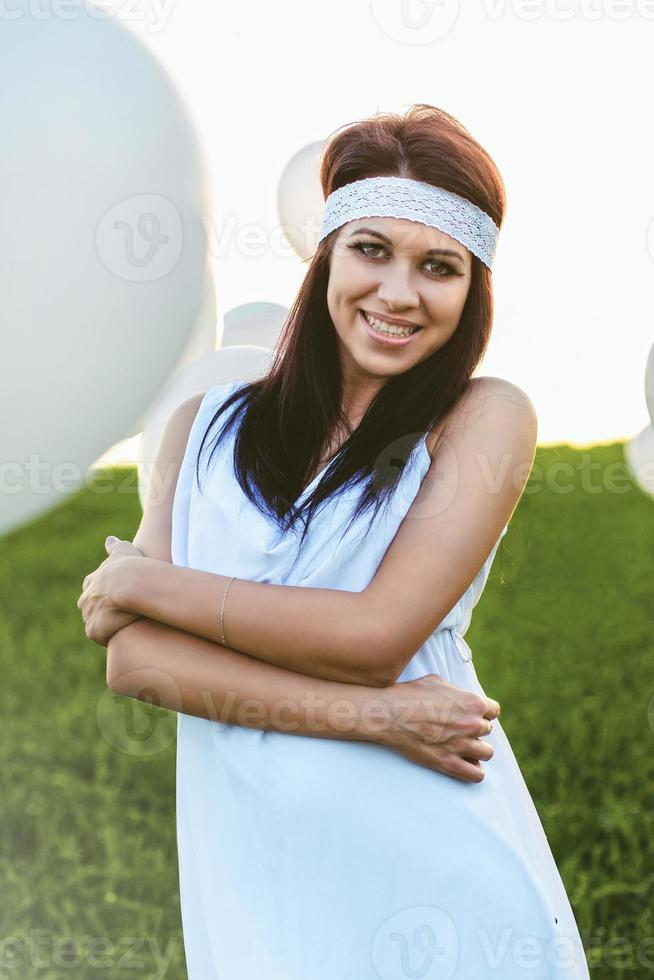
top-left (114, 555), bottom-right (153, 613)
top-left (346, 684), bottom-right (396, 745)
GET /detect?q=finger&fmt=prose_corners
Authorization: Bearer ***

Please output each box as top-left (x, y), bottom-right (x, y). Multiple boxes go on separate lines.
top-left (448, 756), bottom-right (485, 783)
top-left (462, 738), bottom-right (494, 762)
top-left (109, 540), bottom-right (140, 556)
top-left (483, 698), bottom-right (501, 720)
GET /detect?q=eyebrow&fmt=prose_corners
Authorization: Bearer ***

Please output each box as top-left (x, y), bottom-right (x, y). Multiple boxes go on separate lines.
top-left (349, 227), bottom-right (466, 263)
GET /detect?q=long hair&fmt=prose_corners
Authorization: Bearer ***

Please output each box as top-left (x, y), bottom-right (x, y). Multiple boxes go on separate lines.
top-left (195, 104), bottom-right (507, 551)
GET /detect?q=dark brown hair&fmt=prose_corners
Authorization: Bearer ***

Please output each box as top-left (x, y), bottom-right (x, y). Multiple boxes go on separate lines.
top-left (196, 104), bottom-right (506, 551)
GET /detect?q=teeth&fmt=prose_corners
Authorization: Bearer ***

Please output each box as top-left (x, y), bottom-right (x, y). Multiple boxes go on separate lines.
top-left (362, 311), bottom-right (418, 337)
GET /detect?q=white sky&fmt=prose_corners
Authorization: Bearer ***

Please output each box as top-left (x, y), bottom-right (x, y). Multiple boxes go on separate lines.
top-left (96, 0), bottom-right (654, 465)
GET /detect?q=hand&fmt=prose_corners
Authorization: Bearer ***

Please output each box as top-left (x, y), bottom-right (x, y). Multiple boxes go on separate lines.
top-left (372, 674), bottom-right (500, 783)
top-left (77, 536), bottom-right (145, 648)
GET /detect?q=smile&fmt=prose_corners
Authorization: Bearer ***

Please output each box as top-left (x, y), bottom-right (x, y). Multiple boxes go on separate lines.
top-left (359, 309), bottom-right (422, 348)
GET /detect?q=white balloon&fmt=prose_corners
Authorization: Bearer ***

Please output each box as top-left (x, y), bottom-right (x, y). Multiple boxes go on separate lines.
top-left (276, 141), bottom-right (327, 260)
top-left (221, 302), bottom-right (289, 351)
top-left (624, 425), bottom-right (654, 498)
top-left (137, 346), bottom-right (273, 511)
top-left (646, 341), bottom-right (654, 426)
top-left (168, 265), bottom-right (219, 380)
top-left (126, 265), bottom-right (219, 439)
top-left (0, 5), bottom-right (211, 536)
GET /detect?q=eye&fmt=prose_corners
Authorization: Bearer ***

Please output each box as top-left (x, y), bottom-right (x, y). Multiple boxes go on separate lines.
top-left (347, 240), bottom-right (457, 278)
top-left (352, 242), bottom-right (386, 259)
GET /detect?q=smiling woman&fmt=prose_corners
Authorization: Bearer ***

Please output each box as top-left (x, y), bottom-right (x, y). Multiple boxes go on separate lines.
top-left (331, 217), bottom-right (472, 356)
top-left (100, 104), bottom-right (590, 979)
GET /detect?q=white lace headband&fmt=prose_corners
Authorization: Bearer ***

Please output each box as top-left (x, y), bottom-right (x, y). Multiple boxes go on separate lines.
top-left (318, 175), bottom-right (499, 270)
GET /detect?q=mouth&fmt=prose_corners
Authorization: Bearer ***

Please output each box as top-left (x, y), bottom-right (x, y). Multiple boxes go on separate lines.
top-left (358, 309), bottom-right (422, 348)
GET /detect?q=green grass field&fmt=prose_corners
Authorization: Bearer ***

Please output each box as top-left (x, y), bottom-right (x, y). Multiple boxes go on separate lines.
top-left (1, 442), bottom-right (653, 978)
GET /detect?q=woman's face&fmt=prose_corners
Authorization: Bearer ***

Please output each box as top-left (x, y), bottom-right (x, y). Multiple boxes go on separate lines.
top-left (326, 216), bottom-right (473, 388)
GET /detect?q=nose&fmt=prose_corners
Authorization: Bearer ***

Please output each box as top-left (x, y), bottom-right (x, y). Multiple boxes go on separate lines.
top-left (375, 261), bottom-right (420, 312)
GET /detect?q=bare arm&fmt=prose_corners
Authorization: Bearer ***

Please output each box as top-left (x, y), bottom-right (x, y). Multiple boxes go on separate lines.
top-left (106, 619), bottom-right (390, 739)
top-left (115, 377), bottom-right (537, 685)
top-left (106, 619), bottom-right (500, 783)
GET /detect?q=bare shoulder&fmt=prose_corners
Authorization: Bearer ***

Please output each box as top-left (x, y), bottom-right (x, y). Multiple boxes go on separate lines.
top-left (469, 375), bottom-right (537, 411)
top-left (169, 389), bottom-right (207, 427)
top-left (426, 376), bottom-right (537, 458)
top-left (149, 390), bottom-right (209, 483)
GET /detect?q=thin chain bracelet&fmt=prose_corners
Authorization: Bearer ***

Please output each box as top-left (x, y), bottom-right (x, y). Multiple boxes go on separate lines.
top-left (220, 575), bottom-right (236, 646)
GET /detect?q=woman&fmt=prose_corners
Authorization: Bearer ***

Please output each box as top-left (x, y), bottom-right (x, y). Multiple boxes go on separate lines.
top-left (79, 105), bottom-right (589, 978)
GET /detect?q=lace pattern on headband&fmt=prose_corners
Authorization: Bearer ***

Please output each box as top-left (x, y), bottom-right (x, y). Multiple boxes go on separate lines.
top-left (318, 176), bottom-right (499, 269)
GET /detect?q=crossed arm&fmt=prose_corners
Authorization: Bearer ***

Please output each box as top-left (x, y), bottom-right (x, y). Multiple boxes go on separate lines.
top-left (107, 377), bottom-right (537, 692)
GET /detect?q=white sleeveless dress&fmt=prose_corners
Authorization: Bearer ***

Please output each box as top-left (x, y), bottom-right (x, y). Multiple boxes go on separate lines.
top-left (171, 381), bottom-right (589, 980)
